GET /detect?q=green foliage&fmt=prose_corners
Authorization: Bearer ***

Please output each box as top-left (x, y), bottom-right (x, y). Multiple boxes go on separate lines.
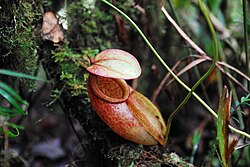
top-left (52, 46), bottom-right (92, 96)
top-left (0, 82), bottom-right (28, 116)
top-left (0, 69), bottom-right (47, 138)
top-left (172, 0), bottom-right (192, 9)
top-left (82, 49), bottom-right (99, 59)
top-left (231, 148), bottom-right (250, 167)
top-left (190, 130), bottom-right (201, 164)
top-left (205, 141), bottom-right (221, 166)
top-left (206, 0), bottom-right (223, 13)
top-left (206, 0), bottom-right (224, 22)
top-left (232, 94), bottom-right (250, 115)
top-left (0, 69), bottom-right (48, 83)
top-left (238, 94), bottom-right (250, 107)
top-left (0, 81), bottom-right (27, 138)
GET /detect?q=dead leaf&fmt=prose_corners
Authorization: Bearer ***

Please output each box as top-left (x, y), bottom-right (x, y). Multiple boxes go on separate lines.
top-left (166, 57), bottom-right (207, 87)
top-left (41, 11), bottom-right (64, 43)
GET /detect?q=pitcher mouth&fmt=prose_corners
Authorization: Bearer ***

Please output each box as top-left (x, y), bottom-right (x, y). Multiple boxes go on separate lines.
top-left (88, 74), bottom-right (130, 103)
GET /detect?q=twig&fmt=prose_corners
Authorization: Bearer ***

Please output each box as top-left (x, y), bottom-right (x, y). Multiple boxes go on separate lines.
top-left (159, 1), bottom-right (206, 56)
top-left (151, 60), bottom-right (181, 103)
top-left (166, 57), bottom-right (207, 86)
top-left (216, 65), bottom-right (249, 93)
top-left (164, 55), bottom-right (249, 93)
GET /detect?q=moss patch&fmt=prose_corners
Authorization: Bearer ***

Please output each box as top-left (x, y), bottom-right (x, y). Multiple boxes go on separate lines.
top-left (0, 0), bottom-right (43, 91)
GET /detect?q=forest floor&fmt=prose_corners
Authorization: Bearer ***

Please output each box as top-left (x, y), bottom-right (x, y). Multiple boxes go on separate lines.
top-left (7, 82), bottom-right (83, 167)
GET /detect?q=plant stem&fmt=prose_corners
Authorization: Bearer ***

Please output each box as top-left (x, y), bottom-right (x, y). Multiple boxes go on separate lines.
top-left (243, 0), bottom-right (249, 90)
top-left (162, 0), bottom-right (218, 142)
top-left (167, 0), bottom-right (212, 106)
top-left (3, 126), bottom-right (9, 167)
top-left (100, 0), bottom-right (250, 139)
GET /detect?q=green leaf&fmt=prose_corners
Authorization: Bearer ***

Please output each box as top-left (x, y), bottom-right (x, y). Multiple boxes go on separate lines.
top-left (240, 94), bottom-right (250, 104)
top-left (0, 106), bottom-right (23, 117)
top-left (0, 81), bottom-right (28, 105)
top-left (0, 123), bottom-right (23, 138)
top-left (87, 49), bottom-right (141, 80)
top-left (82, 49), bottom-right (99, 59)
top-left (192, 130), bottom-right (201, 149)
top-left (0, 88), bottom-right (27, 115)
top-left (0, 69), bottom-right (49, 83)
top-left (190, 130), bottom-right (202, 164)
top-left (0, 81), bottom-right (28, 138)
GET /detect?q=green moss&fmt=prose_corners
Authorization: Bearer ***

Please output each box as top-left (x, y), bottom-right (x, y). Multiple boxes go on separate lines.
top-left (66, 1), bottom-right (118, 50)
top-left (52, 45), bottom-right (93, 96)
top-left (51, 0), bottom-right (125, 97)
top-left (0, 0), bottom-right (43, 91)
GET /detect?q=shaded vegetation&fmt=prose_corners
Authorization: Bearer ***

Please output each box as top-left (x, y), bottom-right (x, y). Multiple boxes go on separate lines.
top-left (0, 0), bottom-right (250, 166)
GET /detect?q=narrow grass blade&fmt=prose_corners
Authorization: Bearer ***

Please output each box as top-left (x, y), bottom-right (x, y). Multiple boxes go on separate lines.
top-left (0, 123), bottom-right (23, 138)
top-left (0, 69), bottom-right (48, 82)
top-left (0, 88), bottom-right (27, 115)
top-left (0, 81), bottom-right (28, 105)
top-left (166, 57), bottom-right (207, 86)
top-left (190, 130), bottom-right (201, 164)
top-left (0, 107), bottom-right (23, 117)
